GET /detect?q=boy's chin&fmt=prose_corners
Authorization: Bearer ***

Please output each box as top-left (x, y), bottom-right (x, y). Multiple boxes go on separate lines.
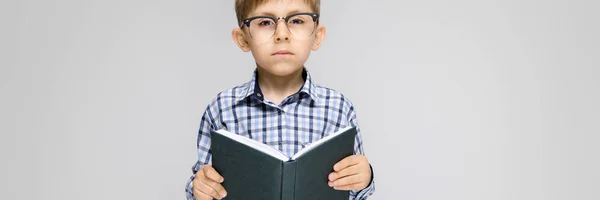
top-left (259, 64), bottom-right (304, 77)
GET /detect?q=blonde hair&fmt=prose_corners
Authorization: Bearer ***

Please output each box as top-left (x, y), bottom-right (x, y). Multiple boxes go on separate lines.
top-left (235, 0), bottom-right (320, 26)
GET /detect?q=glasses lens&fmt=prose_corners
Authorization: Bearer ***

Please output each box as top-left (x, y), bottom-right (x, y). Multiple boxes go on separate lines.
top-left (287, 14), bottom-right (316, 38)
top-left (249, 17), bottom-right (276, 41)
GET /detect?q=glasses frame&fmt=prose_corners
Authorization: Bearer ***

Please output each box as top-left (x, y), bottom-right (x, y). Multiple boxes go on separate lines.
top-left (240, 12), bottom-right (320, 41)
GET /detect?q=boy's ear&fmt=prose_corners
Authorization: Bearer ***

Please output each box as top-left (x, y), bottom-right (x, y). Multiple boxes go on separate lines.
top-left (311, 25), bottom-right (327, 50)
top-left (232, 28), bottom-right (251, 52)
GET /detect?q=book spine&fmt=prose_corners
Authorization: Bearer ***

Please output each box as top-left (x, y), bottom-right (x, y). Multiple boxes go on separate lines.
top-left (281, 160), bottom-right (297, 200)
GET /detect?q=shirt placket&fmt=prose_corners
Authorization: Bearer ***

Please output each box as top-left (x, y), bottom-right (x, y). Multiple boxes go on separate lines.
top-left (277, 105), bottom-right (285, 154)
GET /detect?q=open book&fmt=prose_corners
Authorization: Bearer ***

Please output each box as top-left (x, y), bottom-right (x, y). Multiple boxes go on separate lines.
top-left (210, 126), bottom-right (356, 200)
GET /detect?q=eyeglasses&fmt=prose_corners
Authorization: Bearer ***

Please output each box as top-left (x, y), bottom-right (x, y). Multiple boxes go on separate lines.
top-left (240, 12), bottom-right (319, 42)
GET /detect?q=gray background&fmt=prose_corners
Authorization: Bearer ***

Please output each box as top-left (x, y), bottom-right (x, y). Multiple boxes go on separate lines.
top-left (1, 0), bottom-right (599, 199)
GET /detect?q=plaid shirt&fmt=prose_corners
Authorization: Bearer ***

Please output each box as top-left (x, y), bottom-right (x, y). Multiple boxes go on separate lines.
top-left (185, 68), bottom-right (375, 199)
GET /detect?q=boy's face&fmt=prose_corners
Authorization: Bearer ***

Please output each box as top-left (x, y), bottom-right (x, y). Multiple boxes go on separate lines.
top-left (232, 0), bottom-right (326, 77)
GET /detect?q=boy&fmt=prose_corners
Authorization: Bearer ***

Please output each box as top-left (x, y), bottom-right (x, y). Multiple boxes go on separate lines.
top-left (185, 0), bottom-right (375, 199)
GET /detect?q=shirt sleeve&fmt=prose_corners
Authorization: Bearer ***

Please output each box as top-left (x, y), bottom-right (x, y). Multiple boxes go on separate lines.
top-left (348, 106), bottom-right (376, 200)
top-left (185, 107), bottom-right (216, 200)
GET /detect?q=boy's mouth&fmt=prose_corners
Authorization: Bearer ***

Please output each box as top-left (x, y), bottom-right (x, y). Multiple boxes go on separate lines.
top-left (272, 50), bottom-right (293, 56)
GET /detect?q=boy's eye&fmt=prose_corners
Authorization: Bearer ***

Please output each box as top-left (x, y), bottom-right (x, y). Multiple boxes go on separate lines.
top-left (289, 19), bottom-right (304, 24)
top-left (258, 20), bottom-right (274, 26)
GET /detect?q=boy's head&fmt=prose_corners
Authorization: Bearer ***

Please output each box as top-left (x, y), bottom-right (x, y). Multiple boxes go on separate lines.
top-left (232, 0), bottom-right (326, 77)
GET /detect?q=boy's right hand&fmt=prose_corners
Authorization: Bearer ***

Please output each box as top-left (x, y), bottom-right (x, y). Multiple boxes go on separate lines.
top-left (193, 165), bottom-right (227, 200)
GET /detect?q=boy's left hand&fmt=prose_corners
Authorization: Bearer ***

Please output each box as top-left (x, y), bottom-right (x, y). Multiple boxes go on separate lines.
top-left (328, 155), bottom-right (372, 191)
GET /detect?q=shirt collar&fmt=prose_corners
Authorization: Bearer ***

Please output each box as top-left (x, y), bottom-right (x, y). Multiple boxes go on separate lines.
top-left (236, 67), bottom-right (319, 104)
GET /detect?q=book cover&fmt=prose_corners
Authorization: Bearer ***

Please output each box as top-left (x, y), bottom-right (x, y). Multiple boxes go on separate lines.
top-left (210, 126), bottom-right (356, 200)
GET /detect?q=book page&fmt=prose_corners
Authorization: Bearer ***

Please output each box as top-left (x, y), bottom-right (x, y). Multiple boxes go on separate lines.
top-left (291, 126), bottom-right (354, 160)
top-left (213, 129), bottom-right (290, 161)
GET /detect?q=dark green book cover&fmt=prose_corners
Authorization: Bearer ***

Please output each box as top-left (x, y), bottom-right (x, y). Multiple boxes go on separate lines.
top-left (211, 126), bottom-right (356, 200)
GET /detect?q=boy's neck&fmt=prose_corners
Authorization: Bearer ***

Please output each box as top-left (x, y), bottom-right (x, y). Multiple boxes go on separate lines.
top-left (256, 66), bottom-right (305, 105)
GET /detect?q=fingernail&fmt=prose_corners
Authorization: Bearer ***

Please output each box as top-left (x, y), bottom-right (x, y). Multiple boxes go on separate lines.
top-left (220, 178), bottom-right (224, 183)
top-left (329, 174), bottom-right (334, 180)
top-left (328, 181), bottom-right (333, 187)
top-left (222, 192), bottom-right (227, 198)
top-left (333, 165), bottom-right (338, 171)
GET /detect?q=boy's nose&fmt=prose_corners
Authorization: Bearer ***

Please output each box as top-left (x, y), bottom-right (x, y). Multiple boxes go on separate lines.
top-left (274, 20), bottom-right (290, 42)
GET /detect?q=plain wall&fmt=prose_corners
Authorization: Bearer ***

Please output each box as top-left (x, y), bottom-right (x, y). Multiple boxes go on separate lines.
top-left (1, 0), bottom-right (599, 199)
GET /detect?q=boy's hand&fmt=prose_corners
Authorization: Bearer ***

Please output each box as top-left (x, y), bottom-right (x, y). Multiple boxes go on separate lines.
top-left (328, 155), bottom-right (372, 191)
top-left (193, 165), bottom-right (227, 200)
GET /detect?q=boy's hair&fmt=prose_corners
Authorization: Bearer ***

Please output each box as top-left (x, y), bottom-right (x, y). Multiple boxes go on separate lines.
top-left (235, 0), bottom-right (320, 26)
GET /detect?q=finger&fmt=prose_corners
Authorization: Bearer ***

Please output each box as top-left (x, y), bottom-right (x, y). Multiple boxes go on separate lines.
top-left (193, 189), bottom-right (212, 200)
top-left (329, 173), bottom-right (362, 188)
top-left (334, 155), bottom-right (360, 172)
top-left (201, 175), bottom-right (227, 199)
top-left (194, 181), bottom-right (220, 200)
top-left (203, 166), bottom-right (224, 183)
top-left (196, 179), bottom-right (225, 199)
top-left (329, 164), bottom-right (360, 181)
top-left (333, 182), bottom-right (364, 191)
